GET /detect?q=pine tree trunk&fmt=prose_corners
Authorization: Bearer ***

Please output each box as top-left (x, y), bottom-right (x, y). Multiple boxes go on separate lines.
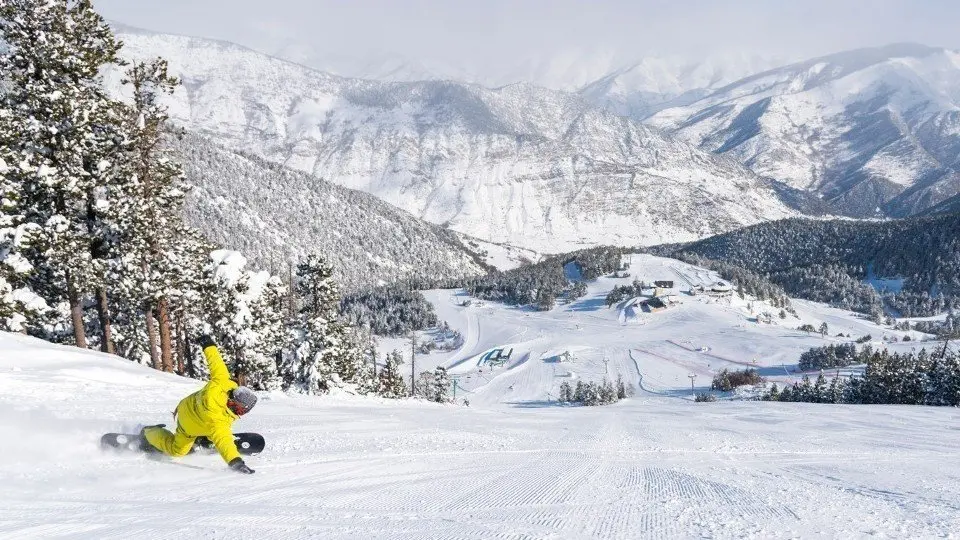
top-left (175, 313), bottom-right (185, 375)
top-left (157, 297), bottom-right (174, 373)
top-left (65, 270), bottom-right (87, 349)
top-left (145, 302), bottom-right (160, 370)
top-left (95, 287), bottom-right (115, 355)
top-left (185, 333), bottom-right (195, 379)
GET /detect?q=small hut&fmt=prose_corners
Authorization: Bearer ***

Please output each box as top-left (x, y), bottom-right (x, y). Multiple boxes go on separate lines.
top-left (712, 281), bottom-right (733, 294)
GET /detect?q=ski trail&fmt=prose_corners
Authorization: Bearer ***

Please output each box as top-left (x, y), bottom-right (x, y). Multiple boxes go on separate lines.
top-left (671, 266), bottom-right (695, 288)
top-left (629, 349), bottom-right (686, 399)
top-left (667, 339), bottom-right (746, 365)
top-left (446, 305), bottom-right (481, 371)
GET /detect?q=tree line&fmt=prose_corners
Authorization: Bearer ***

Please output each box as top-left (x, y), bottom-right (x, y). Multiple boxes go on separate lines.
top-left (656, 215), bottom-right (960, 318)
top-left (0, 0), bottom-right (410, 398)
top-left (465, 246), bottom-right (624, 310)
top-left (711, 368), bottom-right (764, 392)
top-left (908, 314), bottom-right (959, 338)
top-left (340, 285), bottom-right (439, 337)
top-left (764, 346), bottom-right (960, 406)
top-left (558, 376), bottom-right (630, 406)
top-left (798, 343), bottom-right (870, 371)
top-left (176, 134), bottom-right (487, 293)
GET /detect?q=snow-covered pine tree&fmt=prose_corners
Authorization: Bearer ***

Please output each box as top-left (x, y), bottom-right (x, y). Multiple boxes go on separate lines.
top-left (570, 281), bottom-right (587, 300)
top-left (935, 349), bottom-right (960, 406)
top-left (236, 274), bottom-right (286, 390)
top-left (0, 161), bottom-right (53, 332)
top-left (573, 381), bottom-right (586, 403)
top-left (796, 375), bottom-right (814, 401)
top-left (535, 289), bottom-right (556, 311)
top-left (291, 253), bottom-right (347, 393)
top-left (431, 366), bottom-right (450, 403)
top-left (826, 375), bottom-right (844, 404)
top-left (376, 350), bottom-right (408, 398)
top-left (161, 227), bottom-right (211, 375)
top-left (813, 372), bottom-right (827, 403)
top-left (900, 348), bottom-right (928, 405)
top-left (600, 379), bottom-right (617, 404)
top-left (0, 0), bottom-right (125, 348)
top-left (366, 331), bottom-right (379, 387)
top-left (0, 246), bottom-right (52, 333)
top-left (414, 370), bottom-right (434, 399)
top-left (199, 250), bottom-right (285, 390)
top-left (108, 58), bottom-right (193, 371)
top-left (110, 227), bottom-right (212, 366)
top-left (335, 324), bottom-right (375, 393)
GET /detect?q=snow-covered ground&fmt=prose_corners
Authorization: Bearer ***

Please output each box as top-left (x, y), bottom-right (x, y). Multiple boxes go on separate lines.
top-left (3, 254), bottom-right (958, 538)
top-left (410, 254), bottom-right (928, 401)
top-left (456, 234), bottom-right (543, 271)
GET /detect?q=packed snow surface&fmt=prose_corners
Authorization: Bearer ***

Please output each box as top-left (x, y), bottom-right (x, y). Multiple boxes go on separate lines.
top-left (3, 255), bottom-right (958, 538)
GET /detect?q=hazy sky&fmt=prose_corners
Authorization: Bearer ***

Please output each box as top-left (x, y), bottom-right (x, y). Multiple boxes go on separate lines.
top-left (96, 0), bottom-right (958, 65)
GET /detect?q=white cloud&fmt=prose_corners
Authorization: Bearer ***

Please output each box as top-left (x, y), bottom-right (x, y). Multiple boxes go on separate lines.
top-left (97, 0), bottom-right (960, 73)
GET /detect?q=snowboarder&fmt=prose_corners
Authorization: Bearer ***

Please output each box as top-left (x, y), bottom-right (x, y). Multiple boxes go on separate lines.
top-left (140, 335), bottom-right (257, 474)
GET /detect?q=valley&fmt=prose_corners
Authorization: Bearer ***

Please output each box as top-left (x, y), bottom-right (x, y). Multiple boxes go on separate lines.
top-left (391, 254), bottom-right (924, 406)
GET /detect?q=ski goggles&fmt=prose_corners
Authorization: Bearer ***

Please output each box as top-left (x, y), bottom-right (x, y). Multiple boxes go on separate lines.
top-left (227, 399), bottom-right (250, 416)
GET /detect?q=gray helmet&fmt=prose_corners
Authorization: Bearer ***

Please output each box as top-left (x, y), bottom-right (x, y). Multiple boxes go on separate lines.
top-left (227, 387), bottom-right (258, 416)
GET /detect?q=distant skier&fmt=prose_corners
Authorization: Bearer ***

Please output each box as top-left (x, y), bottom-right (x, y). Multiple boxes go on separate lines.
top-left (140, 335), bottom-right (257, 474)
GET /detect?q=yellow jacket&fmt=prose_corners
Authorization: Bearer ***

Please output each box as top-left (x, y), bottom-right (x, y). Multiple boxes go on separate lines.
top-left (176, 344), bottom-right (241, 463)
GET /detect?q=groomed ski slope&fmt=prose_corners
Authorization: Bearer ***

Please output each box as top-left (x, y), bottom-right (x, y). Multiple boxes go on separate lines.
top-left (2, 254), bottom-right (959, 539)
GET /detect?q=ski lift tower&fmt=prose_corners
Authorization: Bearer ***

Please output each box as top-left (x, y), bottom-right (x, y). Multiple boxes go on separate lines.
top-left (687, 374), bottom-right (697, 395)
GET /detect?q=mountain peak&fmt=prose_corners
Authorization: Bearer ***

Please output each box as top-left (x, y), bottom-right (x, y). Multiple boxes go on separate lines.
top-left (109, 27), bottom-right (798, 252)
top-left (648, 43), bottom-right (960, 219)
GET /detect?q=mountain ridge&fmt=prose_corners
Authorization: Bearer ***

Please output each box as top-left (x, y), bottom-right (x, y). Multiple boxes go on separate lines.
top-left (653, 211), bottom-right (960, 317)
top-left (177, 133), bottom-right (488, 291)
top-left (110, 28), bottom-right (798, 253)
top-left (648, 43), bottom-right (960, 217)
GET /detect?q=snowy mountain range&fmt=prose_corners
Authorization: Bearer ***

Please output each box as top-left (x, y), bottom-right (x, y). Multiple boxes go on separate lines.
top-left (578, 53), bottom-right (791, 119)
top-left (109, 25), bottom-right (960, 254)
top-left (269, 39), bottom-right (785, 103)
top-left (648, 44), bottom-right (960, 217)
top-left (110, 29), bottom-right (797, 253)
top-left (269, 37), bottom-right (960, 219)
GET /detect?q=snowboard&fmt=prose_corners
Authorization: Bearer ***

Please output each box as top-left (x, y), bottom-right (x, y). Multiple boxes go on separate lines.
top-left (100, 431), bottom-right (265, 456)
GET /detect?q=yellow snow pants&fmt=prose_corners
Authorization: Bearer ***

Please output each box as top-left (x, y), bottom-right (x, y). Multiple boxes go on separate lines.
top-left (144, 425), bottom-right (196, 457)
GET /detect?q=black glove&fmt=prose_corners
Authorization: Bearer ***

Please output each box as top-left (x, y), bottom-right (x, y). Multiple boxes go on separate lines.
top-left (197, 334), bottom-right (216, 349)
top-left (229, 457), bottom-right (255, 474)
